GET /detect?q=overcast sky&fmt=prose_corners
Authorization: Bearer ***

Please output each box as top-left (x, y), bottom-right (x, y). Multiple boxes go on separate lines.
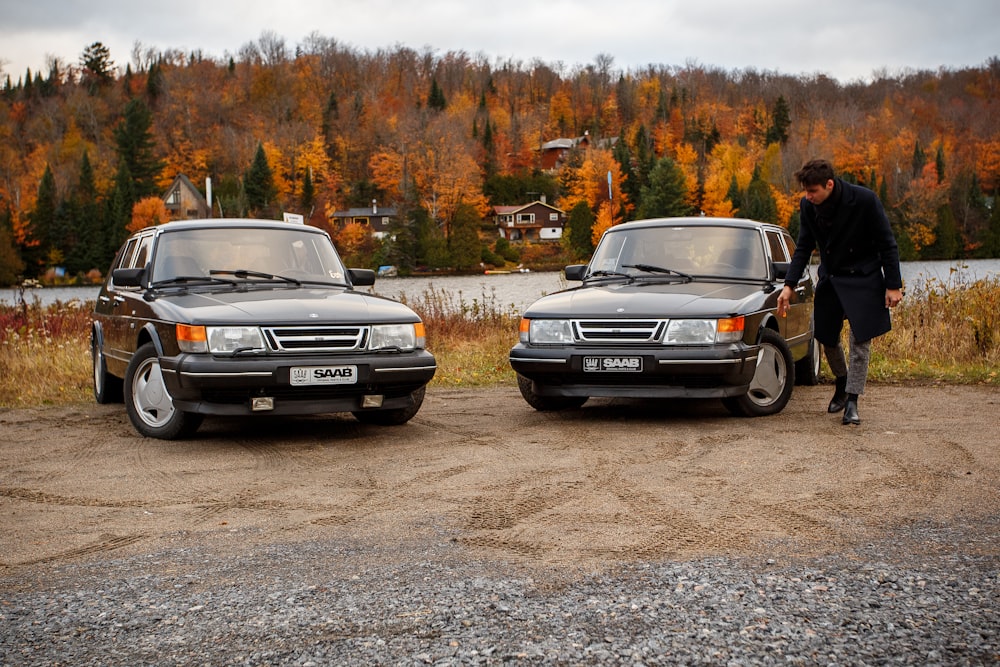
top-left (1, 0), bottom-right (997, 84)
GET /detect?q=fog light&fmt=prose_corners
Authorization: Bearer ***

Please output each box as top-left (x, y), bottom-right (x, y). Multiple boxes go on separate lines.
top-left (251, 397), bottom-right (274, 411)
top-left (362, 395), bottom-right (384, 408)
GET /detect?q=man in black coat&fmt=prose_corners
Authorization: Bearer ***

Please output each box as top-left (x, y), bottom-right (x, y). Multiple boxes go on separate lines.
top-left (777, 159), bottom-right (904, 425)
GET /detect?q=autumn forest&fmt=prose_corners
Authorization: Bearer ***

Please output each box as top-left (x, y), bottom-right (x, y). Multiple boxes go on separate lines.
top-left (1, 33), bottom-right (999, 284)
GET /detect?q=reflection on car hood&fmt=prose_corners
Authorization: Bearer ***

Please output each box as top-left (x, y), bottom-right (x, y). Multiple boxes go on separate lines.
top-left (150, 287), bottom-right (418, 324)
top-left (523, 281), bottom-right (767, 318)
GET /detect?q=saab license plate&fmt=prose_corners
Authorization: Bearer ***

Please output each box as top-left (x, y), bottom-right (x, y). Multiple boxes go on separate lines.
top-left (290, 366), bottom-right (358, 385)
top-left (583, 356), bottom-right (643, 372)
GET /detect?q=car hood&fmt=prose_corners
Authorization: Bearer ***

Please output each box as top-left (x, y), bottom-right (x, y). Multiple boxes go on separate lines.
top-left (149, 286), bottom-right (420, 324)
top-left (523, 280), bottom-right (770, 318)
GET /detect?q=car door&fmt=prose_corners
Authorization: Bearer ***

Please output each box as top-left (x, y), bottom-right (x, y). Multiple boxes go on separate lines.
top-left (767, 229), bottom-right (811, 342)
top-left (103, 232), bottom-right (155, 370)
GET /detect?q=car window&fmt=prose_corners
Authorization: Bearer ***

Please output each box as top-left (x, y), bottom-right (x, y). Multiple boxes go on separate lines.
top-left (114, 238), bottom-right (138, 271)
top-left (592, 226), bottom-right (766, 279)
top-left (783, 233), bottom-right (796, 257)
top-left (108, 236), bottom-right (144, 289)
top-left (766, 231), bottom-right (788, 262)
top-left (151, 227), bottom-right (348, 283)
top-left (132, 235), bottom-right (154, 270)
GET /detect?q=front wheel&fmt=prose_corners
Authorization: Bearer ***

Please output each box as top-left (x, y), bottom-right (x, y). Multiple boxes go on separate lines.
top-left (352, 386), bottom-right (426, 425)
top-left (723, 329), bottom-right (794, 417)
top-left (794, 336), bottom-right (821, 386)
top-left (516, 374), bottom-right (587, 411)
top-left (92, 333), bottom-right (123, 404)
top-left (124, 342), bottom-right (202, 439)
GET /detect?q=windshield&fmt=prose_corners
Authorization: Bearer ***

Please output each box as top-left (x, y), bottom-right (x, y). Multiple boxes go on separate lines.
top-left (588, 225), bottom-right (767, 280)
top-left (151, 227), bottom-right (348, 284)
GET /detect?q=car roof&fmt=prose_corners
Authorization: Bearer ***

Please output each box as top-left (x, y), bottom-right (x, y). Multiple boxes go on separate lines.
top-left (135, 218), bottom-right (329, 236)
top-left (606, 216), bottom-right (788, 234)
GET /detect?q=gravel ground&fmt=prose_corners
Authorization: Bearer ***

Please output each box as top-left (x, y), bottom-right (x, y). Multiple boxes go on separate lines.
top-left (2, 516), bottom-right (997, 666)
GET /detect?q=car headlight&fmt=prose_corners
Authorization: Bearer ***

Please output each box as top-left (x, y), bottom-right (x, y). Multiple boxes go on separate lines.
top-left (521, 318), bottom-right (574, 344)
top-left (208, 326), bottom-right (266, 353)
top-left (369, 323), bottom-right (420, 351)
top-left (664, 317), bottom-right (744, 344)
top-left (176, 325), bottom-right (266, 353)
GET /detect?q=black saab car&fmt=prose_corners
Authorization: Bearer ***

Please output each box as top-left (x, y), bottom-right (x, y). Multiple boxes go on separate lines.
top-left (509, 217), bottom-right (819, 416)
top-left (92, 219), bottom-right (436, 439)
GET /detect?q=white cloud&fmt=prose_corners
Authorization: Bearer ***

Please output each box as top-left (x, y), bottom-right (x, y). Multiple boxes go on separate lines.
top-left (1, 0), bottom-right (996, 82)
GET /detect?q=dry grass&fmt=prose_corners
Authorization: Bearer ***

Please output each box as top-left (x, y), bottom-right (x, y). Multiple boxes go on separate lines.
top-left (870, 274), bottom-right (1000, 384)
top-left (400, 287), bottom-right (521, 387)
top-left (1, 278), bottom-right (997, 408)
top-left (0, 298), bottom-right (93, 407)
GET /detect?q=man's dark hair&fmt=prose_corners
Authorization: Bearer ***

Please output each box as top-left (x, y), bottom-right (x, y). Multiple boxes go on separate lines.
top-left (794, 159), bottom-right (836, 187)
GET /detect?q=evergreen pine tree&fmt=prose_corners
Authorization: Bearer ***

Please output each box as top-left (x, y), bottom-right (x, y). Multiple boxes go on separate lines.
top-left (301, 167), bottom-right (315, 213)
top-left (935, 145), bottom-right (946, 184)
top-left (742, 166), bottom-right (780, 224)
top-left (912, 141), bottom-right (926, 178)
top-left (244, 143), bottom-right (277, 215)
top-left (727, 175), bottom-right (744, 216)
top-left (566, 201), bottom-right (596, 259)
top-left (114, 98), bottom-right (164, 198)
top-left (28, 165), bottom-right (59, 271)
top-left (427, 78), bottom-right (447, 111)
top-left (72, 150), bottom-right (105, 272)
top-left (105, 160), bottom-right (136, 260)
top-left (448, 203), bottom-right (481, 270)
top-left (764, 95), bottom-right (791, 145)
top-left (638, 157), bottom-right (692, 219)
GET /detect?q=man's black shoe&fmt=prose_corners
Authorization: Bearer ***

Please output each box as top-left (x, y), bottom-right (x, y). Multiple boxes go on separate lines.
top-left (828, 376), bottom-right (848, 413)
top-left (842, 398), bottom-right (860, 425)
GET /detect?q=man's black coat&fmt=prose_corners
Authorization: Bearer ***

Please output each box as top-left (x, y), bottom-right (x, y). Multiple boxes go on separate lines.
top-left (785, 179), bottom-right (903, 345)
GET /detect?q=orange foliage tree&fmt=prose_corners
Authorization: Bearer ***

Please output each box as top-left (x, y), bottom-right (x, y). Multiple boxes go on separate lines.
top-left (129, 197), bottom-right (169, 232)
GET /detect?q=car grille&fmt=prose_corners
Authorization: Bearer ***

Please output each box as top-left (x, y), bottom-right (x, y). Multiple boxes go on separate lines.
top-left (573, 320), bottom-right (665, 343)
top-left (262, 326), bottom-right (367, 352)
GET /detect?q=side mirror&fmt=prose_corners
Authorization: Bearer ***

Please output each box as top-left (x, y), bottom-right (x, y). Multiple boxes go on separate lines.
top-left (564, 264), bottom-right (587, 281)
top-left (348, 268), bottom-right (376, 287)
top-left (771, 261), bottom-right (790, 280)
top-left (112, 267), bottom-right (146, 287)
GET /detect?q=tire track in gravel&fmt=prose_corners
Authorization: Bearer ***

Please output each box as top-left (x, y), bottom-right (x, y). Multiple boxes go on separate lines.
top-left (3, 385), bottom-right (999, 569)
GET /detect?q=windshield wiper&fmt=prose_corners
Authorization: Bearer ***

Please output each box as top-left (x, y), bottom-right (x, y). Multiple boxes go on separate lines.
top-left (209, 269), bottom-right (302, 286)
top-left (621, 263), bottom-right (693, 282)
top-left (586, 269), bottom-right (635, 282)
top-left (151, 275), bottom-right (238, 288)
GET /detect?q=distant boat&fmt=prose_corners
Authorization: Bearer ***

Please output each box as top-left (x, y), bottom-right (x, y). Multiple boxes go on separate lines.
top-left (485, 267), bottom-right (531, 275)
top-left (377, 265), bottom-right (398, 277)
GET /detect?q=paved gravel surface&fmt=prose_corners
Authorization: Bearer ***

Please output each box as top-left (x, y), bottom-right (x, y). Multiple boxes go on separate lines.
top-left (2, 517), bottom-right (997, 666)
top-left (2, 384), bottom-right (998, 665)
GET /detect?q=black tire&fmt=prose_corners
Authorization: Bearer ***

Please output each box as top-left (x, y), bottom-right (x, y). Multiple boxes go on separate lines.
top-left (124, 342), bottom-right (202, 439)
top-left (516, 373), bottom-right (587, 411)
top-left (92, 332), bottom-right (123, 404)
top-left (723, 329), bottom-right (795, 417)
top-left (794, 336), bottom-right (821, 386)
top-left (352, 386), bottom-right (426, 425)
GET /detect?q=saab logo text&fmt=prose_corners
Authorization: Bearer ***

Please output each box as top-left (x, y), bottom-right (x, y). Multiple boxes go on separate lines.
top-left (583, 356), bottom-right (642, 372)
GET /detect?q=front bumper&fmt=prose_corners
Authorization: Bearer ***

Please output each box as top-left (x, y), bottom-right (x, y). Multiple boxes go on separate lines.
top-left (509, 343), bottom-right (759, 399)
top-left (158, 350), bottom-right (437, 416)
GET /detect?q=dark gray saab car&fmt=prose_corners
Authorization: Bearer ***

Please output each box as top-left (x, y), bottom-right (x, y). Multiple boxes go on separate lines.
top-left (509, 217), bottom-right (819, 417)
top-left (92, 219), bottom-right (436, 439)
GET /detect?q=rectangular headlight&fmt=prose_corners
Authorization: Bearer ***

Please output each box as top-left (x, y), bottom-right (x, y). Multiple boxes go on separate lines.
top-left (523, 319), bottom-right (574, 344)
top-left (664, 317), bottom-right (744, 344)
top-left (206, 326), bottom-right (266, 354)
top-left (369, 324), bottom-right (417, 351)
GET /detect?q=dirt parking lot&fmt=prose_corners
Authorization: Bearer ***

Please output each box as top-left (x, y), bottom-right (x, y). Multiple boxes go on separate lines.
top-left (2, 383), bottom-right (998, 573)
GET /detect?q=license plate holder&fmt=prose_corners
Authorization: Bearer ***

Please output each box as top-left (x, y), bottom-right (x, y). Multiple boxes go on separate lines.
top-left (583, 356), bottom-right (643, 372)
top-left (290, 365), bottom-right (358, 385)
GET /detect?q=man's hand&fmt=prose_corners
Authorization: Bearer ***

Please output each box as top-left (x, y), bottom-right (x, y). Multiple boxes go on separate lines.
top-left (777, 285), bottom-right (794, 318)
top-left (886, 288), bottom-right (904, 308)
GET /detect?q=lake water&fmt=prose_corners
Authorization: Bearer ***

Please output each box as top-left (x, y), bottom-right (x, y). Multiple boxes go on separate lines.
top-left (4, 259), bottom-right (1000, 311)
